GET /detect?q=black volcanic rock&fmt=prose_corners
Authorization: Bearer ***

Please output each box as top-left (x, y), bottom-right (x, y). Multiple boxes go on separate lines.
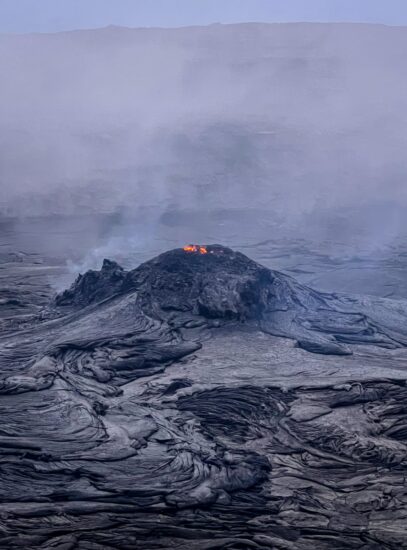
top-left (55, 258), bottom-right (126, 307)
top-left (127, 244), bottom-right (274, 319)
top-left (3, 245), bottom-right (407, 548)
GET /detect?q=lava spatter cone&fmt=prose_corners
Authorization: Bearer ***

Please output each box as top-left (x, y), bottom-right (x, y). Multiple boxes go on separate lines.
top-left (55, 244), bottom-right (407, 356)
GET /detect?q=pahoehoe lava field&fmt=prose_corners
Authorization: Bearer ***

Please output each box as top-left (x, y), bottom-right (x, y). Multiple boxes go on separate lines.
top-left (2, 243), bottom-right (407, 549)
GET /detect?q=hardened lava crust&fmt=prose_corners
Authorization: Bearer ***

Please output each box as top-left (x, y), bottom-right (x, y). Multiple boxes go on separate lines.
top-left (2, 245), bottom-right (407, 548)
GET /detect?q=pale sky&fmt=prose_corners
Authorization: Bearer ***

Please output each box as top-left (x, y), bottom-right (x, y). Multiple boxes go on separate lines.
top-left (0, 0), bottom-right (407, 34)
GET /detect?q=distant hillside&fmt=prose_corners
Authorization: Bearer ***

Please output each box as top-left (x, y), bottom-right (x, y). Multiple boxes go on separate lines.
top-left (1, 23), bottom-right (406, 219)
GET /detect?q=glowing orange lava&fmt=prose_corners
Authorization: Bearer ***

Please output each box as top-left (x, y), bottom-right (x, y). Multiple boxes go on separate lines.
top-left (183, 244), bottom-right (198, 253)
top-left (183, 244), bottom-right (208, 255)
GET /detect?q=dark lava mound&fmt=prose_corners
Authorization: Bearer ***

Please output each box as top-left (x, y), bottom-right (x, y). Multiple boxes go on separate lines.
top-left (55, 244), bottom-right (407, 356)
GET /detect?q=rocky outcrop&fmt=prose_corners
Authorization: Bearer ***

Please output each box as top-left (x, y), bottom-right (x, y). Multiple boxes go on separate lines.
top-left (55, 258), bottom-right (126, 307)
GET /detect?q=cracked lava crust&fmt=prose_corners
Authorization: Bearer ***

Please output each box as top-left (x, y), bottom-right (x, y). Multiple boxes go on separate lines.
top-left (2, 245), bottom-right (407, 548)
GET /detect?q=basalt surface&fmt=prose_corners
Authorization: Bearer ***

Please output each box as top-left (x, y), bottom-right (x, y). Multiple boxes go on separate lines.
top-left (2, 245), bottom-right (407, 549)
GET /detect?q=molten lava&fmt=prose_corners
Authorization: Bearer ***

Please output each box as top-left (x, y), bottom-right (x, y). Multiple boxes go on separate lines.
top-left (183, 244), bottom-right (208, 255)
top-left (183, 245), bottom-right (198, 253)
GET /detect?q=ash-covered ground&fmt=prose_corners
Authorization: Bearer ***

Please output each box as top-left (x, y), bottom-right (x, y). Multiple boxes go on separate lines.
top-left (2, 219), bottom-right (407, 549)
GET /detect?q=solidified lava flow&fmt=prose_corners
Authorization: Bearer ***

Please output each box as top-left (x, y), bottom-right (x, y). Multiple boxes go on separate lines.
top-left (2, 245), bottom-right (407, 548)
